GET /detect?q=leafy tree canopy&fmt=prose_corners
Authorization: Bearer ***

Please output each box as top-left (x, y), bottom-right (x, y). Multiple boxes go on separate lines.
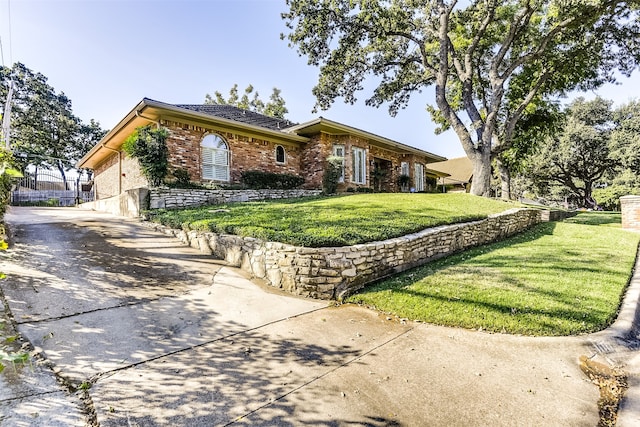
top-left (0, 63), bottom-right (107, 183)
top-left (525, 97), bottom-right (617, 209)
top-left (282, 0), bottom-right (640, 197)
top-left (205, 84), bottom-right (289, 119)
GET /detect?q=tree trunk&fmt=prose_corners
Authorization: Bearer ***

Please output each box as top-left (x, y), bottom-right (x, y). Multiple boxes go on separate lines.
top-left (469, 149), bottom-right (492, 197)
top-left (496, 158), bottom-right (511, 200)
top-left (56, 161), bottom-right (68, 190)
top-left (583, 183), bottom-right (597, 209)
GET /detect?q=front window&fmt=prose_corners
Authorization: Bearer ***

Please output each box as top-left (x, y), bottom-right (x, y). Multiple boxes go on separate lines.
top-left (201, 134), bottom-right (230, 181)
top-left (275, 145), bottom-right (286, 164)
top-left (414, 163), bottom-right (425, 192)
top-left (332, 144), bottom-right (345, 183)
top-left (352, 147), bottom-right (367, 185)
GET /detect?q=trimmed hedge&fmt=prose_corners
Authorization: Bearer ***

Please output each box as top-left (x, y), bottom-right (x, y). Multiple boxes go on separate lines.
top-left (241, 170), bottom-right (305, 189)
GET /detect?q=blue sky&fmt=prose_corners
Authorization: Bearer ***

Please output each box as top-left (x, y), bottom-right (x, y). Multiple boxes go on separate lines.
top-left (1, 0), bottom-right (638, 160)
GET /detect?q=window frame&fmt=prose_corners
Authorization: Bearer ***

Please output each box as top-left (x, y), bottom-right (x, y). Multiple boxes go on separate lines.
top-left (201, 134), bottom-right (230, 182)
top-left (414, 163), bottom-right (425, 192)
top-left (332, 144), bottom-right (345, 183)
top-left (352, 146), bottom-right (367, 185)
top-left (275, 145), bottom-right (286, 164)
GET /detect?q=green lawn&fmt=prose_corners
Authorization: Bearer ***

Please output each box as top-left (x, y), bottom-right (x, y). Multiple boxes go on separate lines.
top-left (150, 193), bottom-right (515, 247)
top-left (345, 212), bottom-right (640, 336)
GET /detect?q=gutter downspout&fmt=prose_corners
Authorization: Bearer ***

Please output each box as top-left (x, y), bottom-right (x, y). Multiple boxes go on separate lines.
top-left (101, 144), bottom-right (121, 197)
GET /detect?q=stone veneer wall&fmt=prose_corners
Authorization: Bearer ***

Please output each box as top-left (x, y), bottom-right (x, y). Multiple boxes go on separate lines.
top-left (150, 187), bottom-right (323, 209)
top-left (145, 208), bottom-right (542, 300)
top-left (621, 195), bottom-right (640, 231)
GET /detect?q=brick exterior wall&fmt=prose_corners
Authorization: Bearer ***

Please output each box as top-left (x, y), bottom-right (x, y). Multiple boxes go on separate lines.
top-left (121, 155), bottom-right (149, 190)
top-left (93, 119), bottom-right (442, 199)
top-left (93, 152), bottom-right (149, 200)
top-left (162, 120), bottom-right (302, 185)
top-left (621, 195), bottom-right (640, 231)
top-left (163, 124), bottom-right (442, 193)
top-left (300, 133), bottom-right (331, 189)
top-left (94, 152), bottom-right (120, 199)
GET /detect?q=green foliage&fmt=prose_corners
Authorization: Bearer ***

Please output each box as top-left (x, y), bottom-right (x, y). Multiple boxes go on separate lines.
top-left (150, 193), bottom-right (514, 247)
top-left (12, 199), bottom-right (60, 207)
top-left (370, 167), bottom-right (387, 192)
top-left (172, 168), bottom-right (191, 186)
top-left (593, 187), bottom-right (627, 211)
top-left (346, 212), bottom-right (640, 336)
top-left (1, 63), bottom-right (106, 180)
top-left (524, 97), bottom-right (617, 209)
top-left (240, 170), bottom-right (304, 190)
top-left (205, 84), bottom-right (289, 119)
top-left (122, 126), bottom-right (169, 187)
top-left (593, 170), bottom-right (640, 211)
top-left (397, 174), bottom-right (411, 191)
top-left (356, 186), bottom-right (374, 193)
top-left (610, 100), bottom-right (640, 175)
top-left (0, 149), bottom-right (21, 217)
top-left (282, 0), bottom-right (640, 197)
top-left (322, 156), bottom-right (343, 194)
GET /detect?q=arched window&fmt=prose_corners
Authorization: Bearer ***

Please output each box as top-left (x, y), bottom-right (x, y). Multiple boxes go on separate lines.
top-left (275, 145), bottom-right (286, 164)
top-left (201, 134), bottom-right (230, 181)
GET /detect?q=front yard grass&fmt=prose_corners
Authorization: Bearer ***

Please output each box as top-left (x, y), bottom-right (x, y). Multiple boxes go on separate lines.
top-left (150, 193), bottom-right (514, 247)
top-left (346, 212), bottom-right (640, 336)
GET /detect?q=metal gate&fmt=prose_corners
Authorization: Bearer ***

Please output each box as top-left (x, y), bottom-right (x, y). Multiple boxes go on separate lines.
top-left (10, 169), bottom-right (94, 207)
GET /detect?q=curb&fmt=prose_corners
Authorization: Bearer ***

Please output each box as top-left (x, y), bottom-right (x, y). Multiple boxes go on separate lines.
top-left (593, 242), bottom-right (640, 426)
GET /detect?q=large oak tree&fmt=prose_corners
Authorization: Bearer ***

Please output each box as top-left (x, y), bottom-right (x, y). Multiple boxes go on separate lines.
top-left (0, 63), bottom-right (106, 187)
top-left (282, 0), bottom-right (640, 196)
top-left (527, 97), bottom-right (615, 209)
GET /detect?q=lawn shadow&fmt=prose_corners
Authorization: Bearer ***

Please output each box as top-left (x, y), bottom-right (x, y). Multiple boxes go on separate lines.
top-left (563, 211), bottom-right (622, 227)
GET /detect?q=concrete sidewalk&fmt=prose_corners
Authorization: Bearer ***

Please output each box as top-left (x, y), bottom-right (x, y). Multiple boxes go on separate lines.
top-left (1, 206), bottom-right (639, 426)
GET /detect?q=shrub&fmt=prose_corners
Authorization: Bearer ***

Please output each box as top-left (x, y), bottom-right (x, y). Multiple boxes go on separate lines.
top-left (0, 149), bottom-right (21, 217)
top-left (122, 126), bottom-right (169, 187)
top-left (172, 168), bottom-right (191, 186)
top-left (241, 170), bottom-right (304, 189)
top-left (323, 156), bottom-right (343, 194)
top-left (594, 185), bottom-right (640, 211)
top-left (356, 187), bottom-right (374, 193)
top-left (397, 174), bottom-right (411, 191)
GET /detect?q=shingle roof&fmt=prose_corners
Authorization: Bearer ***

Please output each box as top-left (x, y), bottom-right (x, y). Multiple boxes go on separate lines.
top-left (173, 104), bottom-right (297, 132)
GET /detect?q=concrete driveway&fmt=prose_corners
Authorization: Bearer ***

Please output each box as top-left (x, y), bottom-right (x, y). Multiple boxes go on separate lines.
top-left (1, 206), bottom-right (638, 426)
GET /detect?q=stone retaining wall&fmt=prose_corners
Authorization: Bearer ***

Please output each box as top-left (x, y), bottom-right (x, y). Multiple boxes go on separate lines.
top-left (150, 188), bottom-right (323, 209)
top-left (145, 208), bottom-right (543, 300)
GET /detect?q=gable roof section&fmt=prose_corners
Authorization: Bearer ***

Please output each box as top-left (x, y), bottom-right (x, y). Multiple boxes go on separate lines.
top-left (429, 156), bottom-right (473, 184)
top-left (287, 117), bottom-right (447, 163)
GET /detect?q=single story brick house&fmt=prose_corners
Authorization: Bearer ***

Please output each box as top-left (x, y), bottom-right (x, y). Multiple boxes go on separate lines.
top-left (77, 98), bottom-right (448, 200)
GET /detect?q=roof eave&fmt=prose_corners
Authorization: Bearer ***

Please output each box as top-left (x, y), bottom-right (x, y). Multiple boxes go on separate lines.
top-left (288, 117), bottom-right (447, 162)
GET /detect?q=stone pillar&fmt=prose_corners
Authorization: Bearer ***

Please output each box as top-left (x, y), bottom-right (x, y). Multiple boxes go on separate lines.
top-left (621, 195), bottom-right (640, 231)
